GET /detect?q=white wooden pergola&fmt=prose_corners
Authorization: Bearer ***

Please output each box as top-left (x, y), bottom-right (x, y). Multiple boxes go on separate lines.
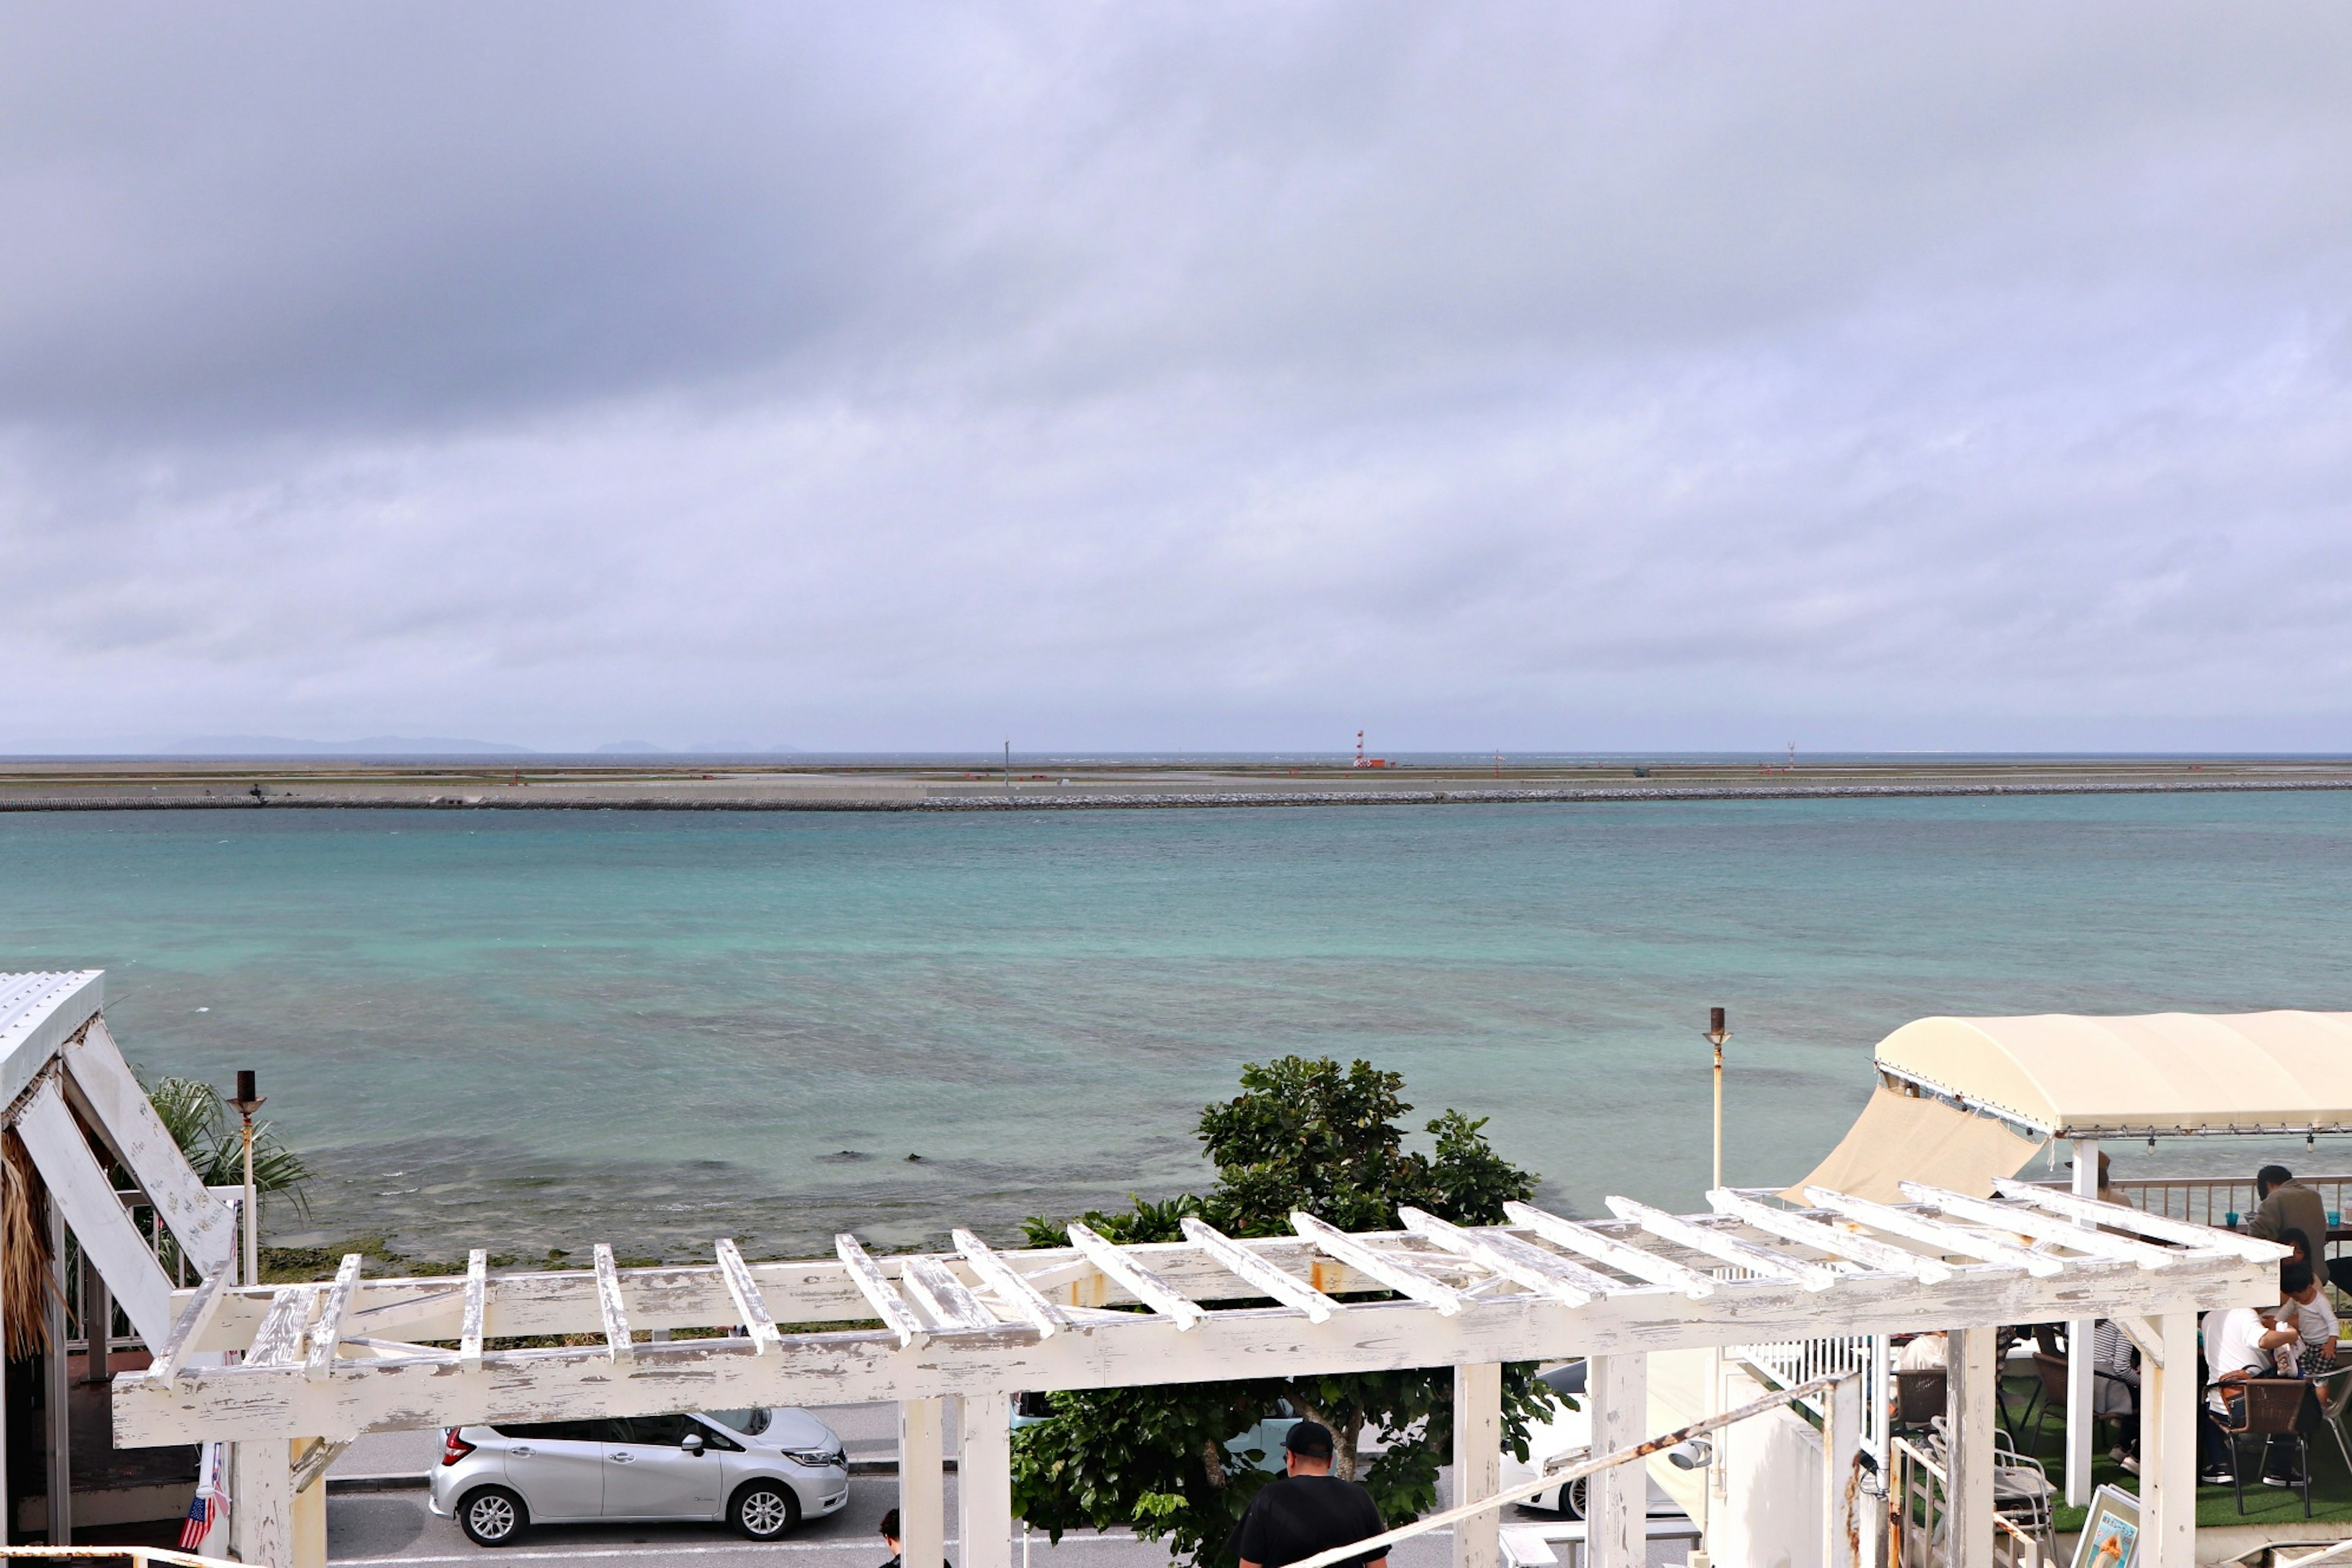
top-left (113, 1180), bottom-right (2282, 1568)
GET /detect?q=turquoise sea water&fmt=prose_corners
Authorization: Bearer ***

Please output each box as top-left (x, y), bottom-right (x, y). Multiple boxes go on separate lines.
top-left (2, 794), bottom-right (2349, 1260)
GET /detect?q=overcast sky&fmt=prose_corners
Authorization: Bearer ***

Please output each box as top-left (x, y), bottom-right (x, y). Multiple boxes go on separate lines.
top-left (4, 4), bottom-right (2350, 753)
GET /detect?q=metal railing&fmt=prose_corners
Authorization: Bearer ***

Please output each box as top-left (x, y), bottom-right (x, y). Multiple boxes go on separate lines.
top-left (1889, 1437), bottom-right (2049, 1568)
top-left (2030, 1174), bottom-right (2352, 1229)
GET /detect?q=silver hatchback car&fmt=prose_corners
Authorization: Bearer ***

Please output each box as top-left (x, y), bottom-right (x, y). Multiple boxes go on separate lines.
top-left (429, 1407), bottom-right (850, 1546)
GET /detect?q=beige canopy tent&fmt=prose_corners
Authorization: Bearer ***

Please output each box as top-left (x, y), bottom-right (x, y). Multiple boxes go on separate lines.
top-left (1872, 1009), bottom-right (2352, 1139)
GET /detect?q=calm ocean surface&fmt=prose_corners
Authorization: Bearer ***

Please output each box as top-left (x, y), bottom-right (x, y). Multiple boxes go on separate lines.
top-left (2, 794), bottom-right (2349, 1261)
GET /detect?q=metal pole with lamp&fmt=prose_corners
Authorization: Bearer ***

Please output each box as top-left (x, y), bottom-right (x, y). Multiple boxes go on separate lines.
top-left (1705, 1007), bottom-right (1730, 1191)
top-left (229, 1069), bottom-right (264, 1286)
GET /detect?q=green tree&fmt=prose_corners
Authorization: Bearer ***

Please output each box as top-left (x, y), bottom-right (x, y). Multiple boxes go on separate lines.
top-left (1012, 1057), bottom-right (1559, 1568)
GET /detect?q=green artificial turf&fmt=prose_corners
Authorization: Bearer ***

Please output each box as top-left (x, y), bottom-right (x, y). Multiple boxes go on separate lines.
top-left (2000, 1372), bottom-right (2352, 1533)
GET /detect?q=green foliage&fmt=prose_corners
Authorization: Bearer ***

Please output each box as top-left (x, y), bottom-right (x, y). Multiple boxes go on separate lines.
top-left (1012, 1056), bottom-right (1555, 1568)
top-left (145, 1075), bottom-right (312, 1216)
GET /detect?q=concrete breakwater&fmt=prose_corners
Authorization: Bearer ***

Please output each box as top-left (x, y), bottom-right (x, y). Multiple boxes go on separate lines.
top-left (4, 758), bottom-right (2351, 811)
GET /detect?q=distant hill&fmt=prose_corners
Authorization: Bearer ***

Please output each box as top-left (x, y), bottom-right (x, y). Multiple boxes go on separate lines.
top-left (595, 741), bottom-right (667, 753)
top-left (166, 735), bottom-right (537, 756)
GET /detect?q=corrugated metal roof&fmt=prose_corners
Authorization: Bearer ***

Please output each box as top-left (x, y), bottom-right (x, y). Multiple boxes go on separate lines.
top-left (0, 970), bottom-right (105, 1105)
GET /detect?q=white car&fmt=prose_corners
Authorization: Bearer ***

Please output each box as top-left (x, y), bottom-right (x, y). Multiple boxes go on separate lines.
top-left (1499, 1365), bottom-right (1594, 1517)
top-left (428, 1407), bottom-right (850, 1546)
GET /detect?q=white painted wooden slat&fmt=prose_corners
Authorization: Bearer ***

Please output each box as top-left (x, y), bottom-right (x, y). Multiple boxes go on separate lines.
top-left (1899, 1183), bottom-right (2180, 1269)
top-left (900, 1256), bottom-right (1005, 1335)
top-left (153, 1268), bottom-right (230, 1388)
top-left (2113, 1314), bottom-right (2166, 1370)
top-left (460, 1250), bottom-right (488, 1372)
top-left (592, 1244), bottom-right (634, 1366)
top-left (715, 1239), bottom-right (782, 1354)
top-left (836, 1234), bottom-right (930, 1348)
top-left (1705, 1189), bottom-right (1954, 1284)
top-left (1066, 1222), bottom-right (1206, 1330)
top-left (306, 1254), bottom-right (364, 1381)
top-left (1801, 1188), bottom-right (2062, 1278)
top-left (1988, 1178), bottom-right (2288, 1262)
top-left (1501, 1203), bottom-right (1719, 1299)
top-left (1603, 1197), bottom-right (1838, 1291)
top-left (109, 1237), bottom-right (2276, 1447)
top-left (1178, 1218), bottom-right (1341, 1322)
top-left (64, 1017), bottom-right (239, 1281)
top-left (954, 1229), bottom-right (1076, 1336)
top-left (249, 1286), bottom-right (320, 1366)
top-left (12, 1077), bottom-right (182, 1350)
top-left (290, 1438), bottom-right (351, 1494)
top-left (1291, 1212), bottom-right (1466, 1315)
top-left (1399, 1208), bottom-right (1619, 1306)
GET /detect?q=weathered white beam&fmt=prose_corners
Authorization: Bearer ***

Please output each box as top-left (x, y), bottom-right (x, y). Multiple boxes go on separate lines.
top-left (459, 1250), bottom-right (488, 1372)
top-left (1898, 1182), bottom-right (2180, 1268)
top-left (1292, 1212), bottom-right (1466, 1314)
top-left (231, 1439), bottom-right (292, 1568)
top-left (12, 1078), bottom-right (181, 1350)
top-left (1068, 1222), bottom-right (1205, 1330)
top-left (714, 1239), bottom-right (781, 1354)
top-left (1400, 1208), bottom-right (1621, 1306)
top-left (2140, 1311), bottom-right (2196, 1568)
top-left (1453, 1362), bottom-right (1502, 1568)
top-left (1705, 1189), bottom-right (1953, 1284)
top-left (153, 1268), bottom-right (230, 1389)
top-left (837, 1234), bottom-right (930, 1348)
top-left (1502, 1202), bottom-right (1718, 1298)
top-left (1585, 1352), bottom-right (1646, 1568)
top-left (2064, 1142), bottom-right (2100, 1509)
top-left (1604, 1197), bottom-right (1836, 1291)
top-left (250, 1286), bottom-right (320, 1368)
top-left (902, 1255), bottom-right (1019, 1338)
top-left (1179, 1218), bottom-right (1342, 1321)
top-left (1800, 1187), bottom-right (2062, 1277)
top-left (290, 1438), bottom-right (350, 1494)
top-left (959, 1391), bottom-right (1014, 1568)
top-left (2113, 1314), bottom-right (2165, 1370)
top-left (592, 1244), bottom-right (634, 1366)
top-left (1989, 1177), bottom-right (2290, 1262)
top-left (1822, 1368), bottom-right (1863, 1568)
top-left (899, 1398), bottom-right (945, 1568)
top-left (64, 1017), bottom-right (239, 1281)
top-left (955, 1229), bottom-right (1076, 1337)
top-left (306, 1254), bottom-right (364, 1381)
top-left (1949, 1325), bottom-right (1996, 1568)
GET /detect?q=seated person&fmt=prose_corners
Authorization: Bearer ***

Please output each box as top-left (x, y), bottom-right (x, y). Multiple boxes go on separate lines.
top-left (2282, 1260), bottom-right (2339, 1374)
top-left (1896, 1331), bottom-right (1947, 1371)
top-left (2199, 1299), bottom-right (2297, 1483)
top-left (2095, 1152), bottom-right (2132, 1208)
top-left (2092, 1319), bottom-right (2141, 1467)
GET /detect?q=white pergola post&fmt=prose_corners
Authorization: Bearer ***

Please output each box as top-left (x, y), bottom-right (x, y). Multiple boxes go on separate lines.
top-left (2138, 1312), bottom-right (2196, 1568)
top-left (959, 1392), bottom-right (1013, 1568)
top-left (230, 1439), bottom-right (292, 1567)
top-left (1585, 1353), bottom-right (1646, 1568)
top-left (1820, 1370), bottom-right (1861, 1568)
top-left (899, 1397), bottom-right (946, 1568)
top-left (2065, 1136), bottom-right (2099, 1506)
top-left (291, 1440), bottom-right (330, 1568)
top-left (1948, 1325), bottom-right (1996, 1568)
top-left (1451, 1363), bottom-right (1501, 1568)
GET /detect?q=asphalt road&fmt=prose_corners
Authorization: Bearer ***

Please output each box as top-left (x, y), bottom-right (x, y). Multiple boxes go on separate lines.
top-left (324, 1408), bottom-right (1694, 1568)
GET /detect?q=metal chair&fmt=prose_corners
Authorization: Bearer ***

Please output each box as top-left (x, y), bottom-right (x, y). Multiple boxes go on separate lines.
top-left (2024, 1349), bottom-right (2139, 1459)
top-left (2313, 1363), bottom-right (2352, 1476)
top-left (2217, 1379), bottom-right (2315, 1517)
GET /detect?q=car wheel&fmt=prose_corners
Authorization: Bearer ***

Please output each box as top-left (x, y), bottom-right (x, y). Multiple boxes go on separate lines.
top-left (731, 1480), bottom-right (800, 1540)
top-left (1560, 1477), bottom-right (1587, 1520)
top-left (458, 1487), bottom-right (529, 1547)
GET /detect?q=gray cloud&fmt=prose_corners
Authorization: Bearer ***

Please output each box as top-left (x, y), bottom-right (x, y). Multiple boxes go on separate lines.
top-left (3, 4), bottom-right (2350, 750)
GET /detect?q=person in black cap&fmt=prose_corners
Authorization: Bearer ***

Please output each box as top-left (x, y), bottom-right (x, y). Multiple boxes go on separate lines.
top-left (1228, 1421), bottom-right (1387, 1568)
top-left (877, 1509), bottom-right (952, 1568)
